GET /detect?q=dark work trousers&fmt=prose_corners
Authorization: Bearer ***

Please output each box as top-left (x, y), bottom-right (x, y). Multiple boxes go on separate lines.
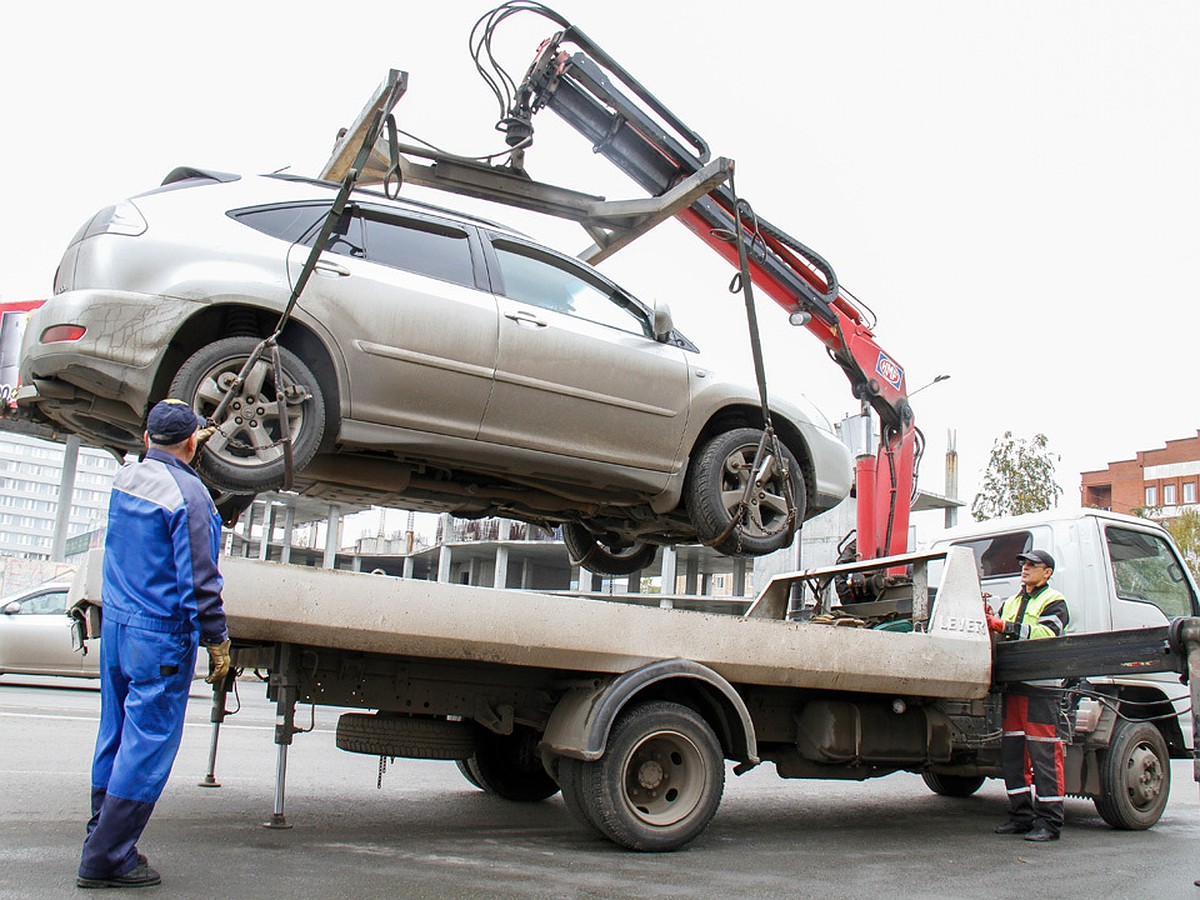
top-left (1001, 690), bottom-right (1066, 833)
top-left (79, 620), bottom-right (196, 879)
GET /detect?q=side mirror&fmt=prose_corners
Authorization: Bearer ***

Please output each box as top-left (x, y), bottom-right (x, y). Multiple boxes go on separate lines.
top-left (653, 303), bottom-right (674, 342)
top-left (3, 601), bottom-right (21, 615)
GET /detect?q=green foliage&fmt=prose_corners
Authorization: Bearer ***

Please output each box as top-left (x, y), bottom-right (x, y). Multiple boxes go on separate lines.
top-left (1162, 507), bottom-right (1200, 579)
top-left (971, 431), bottom-right (1063, 521)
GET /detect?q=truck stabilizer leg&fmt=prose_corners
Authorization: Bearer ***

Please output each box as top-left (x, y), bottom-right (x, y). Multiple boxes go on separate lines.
top-left (264, 642), bottom-right (299, 829)
top-left (198, 663), bottom-right (236, 788)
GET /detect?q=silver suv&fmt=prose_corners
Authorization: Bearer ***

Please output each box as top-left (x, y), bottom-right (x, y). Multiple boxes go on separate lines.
top-left (19, 170), bottom-right (851, 574)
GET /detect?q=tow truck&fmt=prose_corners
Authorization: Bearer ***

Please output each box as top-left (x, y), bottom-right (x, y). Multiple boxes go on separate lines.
top-left (58, 3), bottom-right (1200, 853)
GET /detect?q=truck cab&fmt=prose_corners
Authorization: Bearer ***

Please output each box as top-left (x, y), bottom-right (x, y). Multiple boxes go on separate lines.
top-left (927, 508), bottom-right (1198, 759)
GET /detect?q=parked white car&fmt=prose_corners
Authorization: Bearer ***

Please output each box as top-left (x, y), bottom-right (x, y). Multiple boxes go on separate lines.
top-left (0, 582), bottom-right (96, 678)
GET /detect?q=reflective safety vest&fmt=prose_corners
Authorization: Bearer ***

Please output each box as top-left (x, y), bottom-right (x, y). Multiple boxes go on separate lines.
top-left (998, 585), bottom-right (1069, 641)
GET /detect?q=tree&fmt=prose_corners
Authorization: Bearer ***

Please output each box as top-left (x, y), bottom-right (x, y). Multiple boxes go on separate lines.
top-left (1162, 507), bottom-right (1200, 579)
top-left (971, 431), bottom-right (1062, 521)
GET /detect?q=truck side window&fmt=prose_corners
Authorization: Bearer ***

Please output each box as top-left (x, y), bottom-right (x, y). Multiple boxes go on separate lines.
top-left (952, 532), bottom-right (1033, 578)
top-left (1105, 526), bottom-right (1199, 618)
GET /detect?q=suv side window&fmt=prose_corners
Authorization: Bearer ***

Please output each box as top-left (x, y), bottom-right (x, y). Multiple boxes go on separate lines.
top-left (1105, 526), bottom-right (1199, 618)
top-left (359, 214), bottom-right (475, 288)
top-left (230, 203), bottom-right (332, 243)
top-left (492, 241), bottom-right (652, 338)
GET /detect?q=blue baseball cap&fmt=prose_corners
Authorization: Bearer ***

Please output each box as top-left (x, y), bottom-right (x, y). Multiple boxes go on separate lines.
top-left (146, 399), bottom-right (205, 445)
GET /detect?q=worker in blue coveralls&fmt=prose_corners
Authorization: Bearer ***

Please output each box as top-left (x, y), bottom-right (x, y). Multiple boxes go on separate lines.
top-left (76, 399), bottom-right (231, 889)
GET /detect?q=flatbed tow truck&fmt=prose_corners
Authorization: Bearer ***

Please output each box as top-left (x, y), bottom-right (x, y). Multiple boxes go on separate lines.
top-left (57, 4), bottom-right (1200, 852)
top-left (68, 532), bottom-right (1200, 851)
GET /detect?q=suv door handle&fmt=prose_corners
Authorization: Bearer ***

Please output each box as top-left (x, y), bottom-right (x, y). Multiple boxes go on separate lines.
top-left (315, 260), bottom-right (351, 277)
top-left (504, 309), bottom-right (547, 327)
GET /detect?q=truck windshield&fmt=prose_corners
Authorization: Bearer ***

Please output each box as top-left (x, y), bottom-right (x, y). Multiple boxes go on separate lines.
top-left (1105, 526), bottom-right (1199, 618)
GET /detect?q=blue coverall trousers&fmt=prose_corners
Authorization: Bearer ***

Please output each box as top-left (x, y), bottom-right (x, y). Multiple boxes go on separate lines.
top-left (78, 619), bottom-right (197, 879)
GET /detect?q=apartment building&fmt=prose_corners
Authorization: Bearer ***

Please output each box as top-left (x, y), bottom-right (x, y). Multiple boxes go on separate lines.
top-left (1081, 430), bottom-right (1200, 516)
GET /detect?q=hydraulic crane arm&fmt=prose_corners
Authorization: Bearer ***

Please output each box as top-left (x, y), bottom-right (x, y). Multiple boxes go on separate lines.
top-left (320, 9), bottom-right (918, 561)
top-left (506, 24), bottom-right (916, 560)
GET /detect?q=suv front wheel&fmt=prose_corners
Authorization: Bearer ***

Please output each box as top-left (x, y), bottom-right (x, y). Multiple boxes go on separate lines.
top-left (685, 427), bottom-right (805, 556)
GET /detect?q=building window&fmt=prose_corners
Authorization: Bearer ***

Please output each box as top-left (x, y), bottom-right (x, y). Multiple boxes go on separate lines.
top-left (1186, 482), bottom-right (1197, 504)
top-left (1145, 485), bottom-right (1157, 507)
top-left (1164, 484), bottom-right (1177, 506)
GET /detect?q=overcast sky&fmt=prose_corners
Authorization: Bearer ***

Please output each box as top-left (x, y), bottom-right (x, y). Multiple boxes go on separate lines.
top-left (3, 1), bottom-right (1197, 540)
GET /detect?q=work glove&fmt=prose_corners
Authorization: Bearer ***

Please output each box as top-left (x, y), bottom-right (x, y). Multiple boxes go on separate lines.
top-left (986, 613), bottom-right (1006, 634)
top-left (205, 639), bottom-right (232, 684)
top-left (194, 424), bottom-right (217, 450)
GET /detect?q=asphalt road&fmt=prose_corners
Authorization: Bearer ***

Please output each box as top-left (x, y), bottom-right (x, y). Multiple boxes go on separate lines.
top-left (2, 675), bottom-right (1199, 899)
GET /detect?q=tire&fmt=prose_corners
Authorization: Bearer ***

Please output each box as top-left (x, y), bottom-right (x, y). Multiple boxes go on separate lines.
top-left (921, 771), bottom-right (985, 798)
top-left (169, 336), bottom-right (325, 493)
top-left (685, 427), bottom-right (805, 556)
top-left (469, 726), bottom-right (561, 802)
top-left (578, 700), bottom-right (725, 852)
top-left (335, 714), bottom-right (476, 760)
top-left (556, 756), bottom-right (603, 837)
top-left (456, 758), bottom-right (484, 790)
top-left (1093, 719), bottom-right (1170, 830)
top-left (562, 523), bottom-right (658, 577)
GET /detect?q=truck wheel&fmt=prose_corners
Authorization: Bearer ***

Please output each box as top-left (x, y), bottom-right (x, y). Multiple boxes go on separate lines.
top-left (921, 771), bottom-right (985, 797)
top-left (468, 726), bottom-right (561, 802)
top-left (335, 713), bottom-right (476, 760)
top-left (562, 524), bottom-right (658, 577)
top-left (169, 336), bottom-right (325, 493)
top-left (1093, 719), bottom-right (1170, 830)
top-left (455, 758), bottom-right (484, 789)
top-left (556, 757), bottom-right (603, 836)
top-left (579, 700), bottom-right (724, 852)
top-left (685, 427), bottom-right (805, 556)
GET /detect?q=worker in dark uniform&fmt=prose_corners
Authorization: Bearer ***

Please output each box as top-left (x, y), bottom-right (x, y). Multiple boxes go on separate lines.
top-left (986, 549), bottom-right (1070, 843)
top-left (77, 400), bottom-right (231, 889)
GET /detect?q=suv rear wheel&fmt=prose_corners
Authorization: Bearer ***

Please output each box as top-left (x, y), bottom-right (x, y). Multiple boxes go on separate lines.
top-left (169, 336), bottom-right (325, 493)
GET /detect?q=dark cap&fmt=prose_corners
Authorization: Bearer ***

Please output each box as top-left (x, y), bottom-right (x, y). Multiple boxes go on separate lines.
top-left (147, 399), bottom-right (205, 445)
top-left (1016, 549), bottom-right (1055, 571)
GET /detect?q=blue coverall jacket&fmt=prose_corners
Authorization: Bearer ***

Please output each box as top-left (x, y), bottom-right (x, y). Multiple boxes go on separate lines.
top-left (79, 448), bottom-right (228, 879)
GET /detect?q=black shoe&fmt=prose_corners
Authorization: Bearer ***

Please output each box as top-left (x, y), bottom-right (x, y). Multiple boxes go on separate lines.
top-left (1023, 826), bottom-right (1060, 842)
top-left (994, 820), bottom-right (1032, 835)
top-left (76, 862), bottom-right (162, 889)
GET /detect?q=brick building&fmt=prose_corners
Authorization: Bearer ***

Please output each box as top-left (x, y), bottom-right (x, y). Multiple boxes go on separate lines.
top-left (1081, 430), bottom-right (1200, 516)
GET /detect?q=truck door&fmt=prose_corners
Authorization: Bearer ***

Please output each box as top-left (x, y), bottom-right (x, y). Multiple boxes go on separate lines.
top-left (1103, 524), bottom-right (1200, 629)
top-left (477, 236), bottom-right (689, 486)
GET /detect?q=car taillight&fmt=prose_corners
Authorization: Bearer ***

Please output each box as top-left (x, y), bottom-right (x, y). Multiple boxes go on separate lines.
top-left (80, 201), bottom-right (148, 240)
top-left (41, 324), bottom-right (86, 343)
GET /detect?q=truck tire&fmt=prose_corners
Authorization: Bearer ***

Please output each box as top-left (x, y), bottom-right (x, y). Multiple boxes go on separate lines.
top-left (335, 714), bottom-right (476, 760)
top-left (685, 427), bottom-right (804, 556)
top-left (556, 757), bottom-right (602, 836)
top-left (562, 524), bottom-right (658, 577)
top-left (169, 336), bottom-right (325, 493)
top-left (921, 771), bottom-right (985, 798)
top-left (1093, 719), bottom-right (1170, 830)
top-left (455, 758), bottom-right (484, 789)
top-left (578, 700), bottom-right (725, 852)
top-left (468, 726), bottom-right (561, 802)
